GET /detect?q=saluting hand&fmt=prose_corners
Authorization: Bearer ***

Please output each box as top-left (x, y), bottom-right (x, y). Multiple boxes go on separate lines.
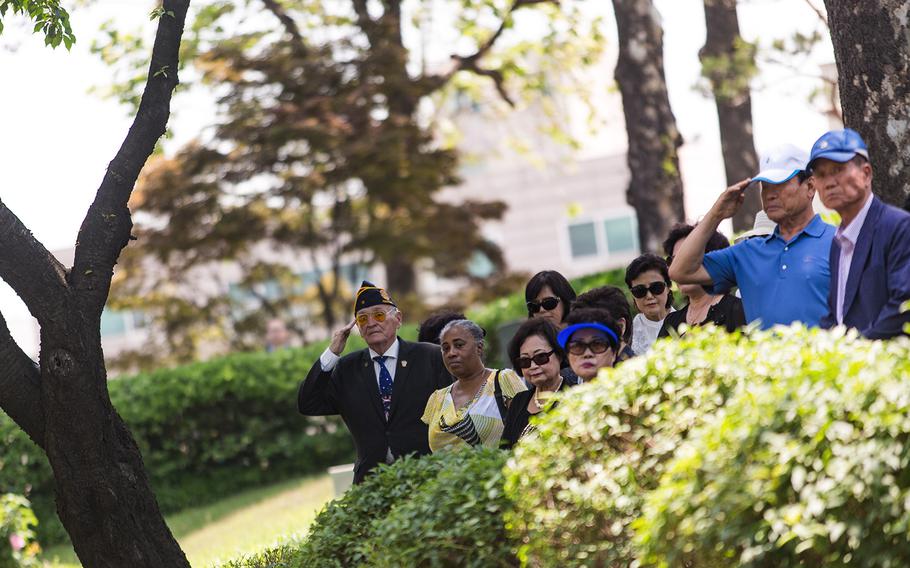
top-left (709, 178), bottom-right (752, 221)
top-left (330, 319), bottom-right (357, 356)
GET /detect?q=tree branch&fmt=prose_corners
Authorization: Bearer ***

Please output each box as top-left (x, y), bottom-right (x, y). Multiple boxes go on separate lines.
top-left (352, 0), bottom-right (372, 29)
top-left (71, 0), bottom-right (191, 317)
top-left (418, 0), bottom-right (555, 102)
top-left (261, 0), bottom-right (308, 55)
top-left (0, 310), bottom-right (45, 449)
top-left (0, 200), bottom-right (69, 323)
top-left (803, 0), bottom-right (828, 27)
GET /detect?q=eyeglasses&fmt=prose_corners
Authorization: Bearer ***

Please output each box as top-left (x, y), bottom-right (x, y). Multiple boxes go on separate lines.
top-left (355, 308), bottom-right (396, 326)
top-left (566, 339), bottom-right (612, 356)
top-left (527, 297), bottom-right (560, 313)
top-left (629, 281), bottom-right (667, 299)
top-left (516, 350), bottom-right (555, 369)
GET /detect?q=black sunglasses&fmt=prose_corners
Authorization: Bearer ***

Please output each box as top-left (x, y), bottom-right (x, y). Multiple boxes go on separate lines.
top-left (566, 339), bottom-right (613, 356)
top-left (527, 297), bottom-right (560, 314)
top-left (517, 350), bottom-right (555, 369)
top-left (630, 281), bottom-right (667, 299)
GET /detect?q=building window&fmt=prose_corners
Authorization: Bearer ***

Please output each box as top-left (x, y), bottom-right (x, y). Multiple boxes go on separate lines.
top-left (101, 310), bottom-right (127, 337)
top-left (101, 309), bottom-right (148, 338)
top-left (467, 251), bottom-right (496, 278)
top-left (568, 221), bottom-right (599, 258)
top-left (604, 216), bottom-right (638, 254)
top-left (566, 213), bottom-right (639, 261)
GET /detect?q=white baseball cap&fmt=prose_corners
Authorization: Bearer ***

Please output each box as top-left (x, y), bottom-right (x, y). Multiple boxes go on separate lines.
top-left (754, 144), bottom-right (810, 185)
top-left (734, 210), bottom-right (777, 243)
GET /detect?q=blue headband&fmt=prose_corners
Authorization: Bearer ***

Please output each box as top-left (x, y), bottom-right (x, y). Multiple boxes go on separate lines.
top-left (557, 323), bottom-right (620, 349)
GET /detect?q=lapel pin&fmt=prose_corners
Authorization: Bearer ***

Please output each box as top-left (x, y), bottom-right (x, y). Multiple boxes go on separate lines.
top-left (401, 360), bottom-right (408, 367)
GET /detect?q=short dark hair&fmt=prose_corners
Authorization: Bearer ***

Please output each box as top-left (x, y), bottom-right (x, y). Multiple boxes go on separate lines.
top-left (574, 286), bottom-right (633, 344)
top-left (662, 223), bottom-right (730, 258)
top-left (625, 253), bottom-right (674, 310)
top-left (563, 307), bottom-right (620, 352)
top-left (507, 317), bottom-right (566, 373)
top-left (417, 310), bottom-right (467, 344)
top-left (524, 270), bottom-right (576, 321)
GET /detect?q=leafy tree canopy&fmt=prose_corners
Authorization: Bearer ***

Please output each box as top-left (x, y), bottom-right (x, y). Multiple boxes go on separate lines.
top-left (92, 0), bottom-right (606, 371)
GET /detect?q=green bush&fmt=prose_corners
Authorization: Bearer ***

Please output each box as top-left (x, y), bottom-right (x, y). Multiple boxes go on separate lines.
top-left (637, 330), bottom-right (910, 567)
top-left (0, 494), bottom-right (39, 568)
top-left (232, 450), bottom-right (514, 568)
top-left (359, 449), bottom-right (513, 567)
top-left (0, 343), bottom-right (354, 544)
top-left (470, 268), bottom-right (627, 367)
top-left (503, 324), bottom-right (763, 566)
top-left (215, 540), bottom-right (305, 568)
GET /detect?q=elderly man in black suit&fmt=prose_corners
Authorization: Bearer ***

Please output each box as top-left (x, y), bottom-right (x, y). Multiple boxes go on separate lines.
top-left (298, 281), bottom-right (452, 483)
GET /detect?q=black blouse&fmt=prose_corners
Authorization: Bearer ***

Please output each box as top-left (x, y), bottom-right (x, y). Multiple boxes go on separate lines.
top-left (501, 378), bottom-right (574, 449)
top-left (658, 293), bottom-right (746, 338)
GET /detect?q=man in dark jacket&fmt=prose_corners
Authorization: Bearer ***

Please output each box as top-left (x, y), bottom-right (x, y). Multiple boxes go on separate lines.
top-left (810, 129), bottom-right (910, 338)
top-left (298, 281), bottom-right (452, 483)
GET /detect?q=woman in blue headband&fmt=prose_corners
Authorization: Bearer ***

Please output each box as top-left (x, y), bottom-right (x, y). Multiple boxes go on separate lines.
top-left (556, 308), bottom-right (621, 383)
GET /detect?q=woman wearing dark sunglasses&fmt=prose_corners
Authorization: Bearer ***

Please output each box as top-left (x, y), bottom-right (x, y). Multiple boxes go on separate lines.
top-left (501, 318), bottom-right (573, 448)
top-left (625, 254), bottom-right (675, 355)
top-left (557, 308), bottom-right (621, 382)
top-left (524, 270), bottom-right (577, 330)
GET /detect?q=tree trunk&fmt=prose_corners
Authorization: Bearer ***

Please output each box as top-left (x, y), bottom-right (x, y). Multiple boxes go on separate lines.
top-left (823, 0), bottom-right (910, 207)
top-left (0, 0), bottom-right (192, 565)
top-left (41, 327), bottom-right (188, 567)
top-left (612, 0), bottom-right (686, 253)
top-left (700, 0), bottom-right (761, 232)
top-left (385, 257), bottom-right (417, 295)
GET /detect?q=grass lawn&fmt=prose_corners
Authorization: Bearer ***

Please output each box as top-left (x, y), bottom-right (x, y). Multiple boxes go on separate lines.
top-left (41, 474), bottom-right (334, 567)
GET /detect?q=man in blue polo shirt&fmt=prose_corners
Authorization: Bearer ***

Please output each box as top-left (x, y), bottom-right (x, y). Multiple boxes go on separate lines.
top-left (670, 144), bottom-right (835, 328)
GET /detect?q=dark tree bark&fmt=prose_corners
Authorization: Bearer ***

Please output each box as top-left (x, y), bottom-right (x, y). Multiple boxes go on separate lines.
top-left (612, 0), bottom-right (686, 254)
top-left (700, 0), bottom-right (761, 232)
top-left (823, 0), bottom-right (910, 207)
top-left (0, 1), bottom-right (192, 566)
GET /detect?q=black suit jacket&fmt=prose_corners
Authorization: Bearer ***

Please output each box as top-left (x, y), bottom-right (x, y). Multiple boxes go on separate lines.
top-left (298, 338), bottom-right (452, 483)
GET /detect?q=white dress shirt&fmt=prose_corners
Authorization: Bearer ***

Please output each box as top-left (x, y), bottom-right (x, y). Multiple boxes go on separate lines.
top-left (835, 194), bottom-right (874, 324)
top-left (319, 338), bottom-right (400, 390)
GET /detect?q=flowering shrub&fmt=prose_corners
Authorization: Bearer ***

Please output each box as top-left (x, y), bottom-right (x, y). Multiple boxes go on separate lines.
top-left (0, 494), bottom-right (39, 568)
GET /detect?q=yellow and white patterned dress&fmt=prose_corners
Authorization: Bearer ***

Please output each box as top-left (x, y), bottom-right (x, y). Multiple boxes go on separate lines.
top-left (421, 369), bottom-right (527, 452)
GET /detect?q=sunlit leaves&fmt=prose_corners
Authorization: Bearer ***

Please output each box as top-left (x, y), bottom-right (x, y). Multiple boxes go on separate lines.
top-left (0, 0), bottom-right (76, 49)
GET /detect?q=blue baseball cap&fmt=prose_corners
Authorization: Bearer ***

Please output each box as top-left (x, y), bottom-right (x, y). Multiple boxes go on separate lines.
top-left (808, 128), bottom-right (869, 168)
top-left (557, 323), bottom-right (619, 349)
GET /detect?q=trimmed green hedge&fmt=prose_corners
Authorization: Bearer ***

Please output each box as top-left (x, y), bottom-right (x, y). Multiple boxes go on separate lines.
top-left (0, 343), bottom-right (355, 545)
top-left (505, 325), bottom-right (910, 567)
top-left (222, 449), bottom-right (515, 568)
top-left (637, 330), bottom-right (910, 567)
